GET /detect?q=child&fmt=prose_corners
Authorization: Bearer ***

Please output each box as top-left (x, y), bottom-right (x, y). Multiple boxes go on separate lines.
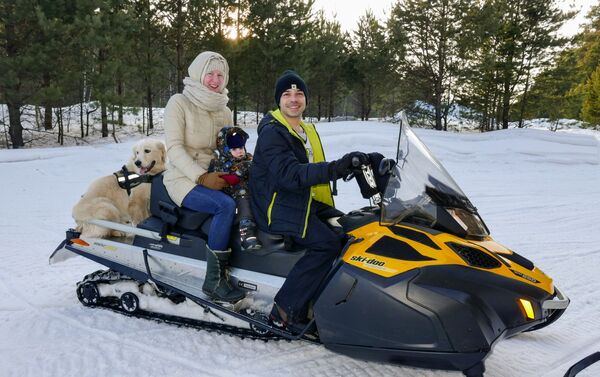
top-left (209, 126), bottom-right (261, 250)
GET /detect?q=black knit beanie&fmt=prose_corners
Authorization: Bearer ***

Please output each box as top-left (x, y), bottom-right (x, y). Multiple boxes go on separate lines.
top-left (225, 127), bottom-right (249, 149)
top-left (274, 70), bottom-right (308, 107)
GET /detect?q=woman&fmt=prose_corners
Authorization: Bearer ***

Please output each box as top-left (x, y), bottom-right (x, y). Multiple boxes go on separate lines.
top-left (163, 51), bottom-right (244, 303)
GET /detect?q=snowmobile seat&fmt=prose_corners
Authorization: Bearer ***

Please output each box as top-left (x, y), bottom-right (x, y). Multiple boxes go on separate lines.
top-left (230, 230), bottom-right (307, 277)
top-left (143, 174), bottom-right (308, 276)
top-left (150, 174), bottom-right (210, 232)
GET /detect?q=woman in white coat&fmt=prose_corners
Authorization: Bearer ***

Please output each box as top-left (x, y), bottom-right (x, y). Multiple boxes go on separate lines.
top-left (163, 51), bottom-right (244, 303)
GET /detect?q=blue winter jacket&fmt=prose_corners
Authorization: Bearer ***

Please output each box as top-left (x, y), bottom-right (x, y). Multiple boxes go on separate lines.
top-left (249, 112), bottom-right (334, 238)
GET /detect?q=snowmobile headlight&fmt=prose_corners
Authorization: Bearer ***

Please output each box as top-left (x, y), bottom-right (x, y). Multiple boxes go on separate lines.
top-left (518, 298), bottom-right (535, 320)
top-left (446, 208), bottom-right (488, 237)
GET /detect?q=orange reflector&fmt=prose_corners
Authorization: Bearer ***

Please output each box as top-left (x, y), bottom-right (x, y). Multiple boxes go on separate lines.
top-left (71, 238), bottom-right (90, 247)
top-left (519, 298), bottom-right (535, 320)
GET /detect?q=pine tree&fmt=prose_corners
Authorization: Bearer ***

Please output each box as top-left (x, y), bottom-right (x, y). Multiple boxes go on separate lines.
top-left (389, 0), bottom-right (472, 130)
top-left (350, 11), bottom-right (388, 121)
top-left (582, 65), bottom-right (600, 126)
top-left (304, 11), bottom-right (348, 121)
top-left (0, 0), bottom-right (40, 147)
top-left (243, 0), bottom-right (315, 114)
top-left (523, 4), bottom-right (599, 123)
top-left (130, 0), bottom-right (169, 132)
top-left (34, 0), bottom-right (82, 141)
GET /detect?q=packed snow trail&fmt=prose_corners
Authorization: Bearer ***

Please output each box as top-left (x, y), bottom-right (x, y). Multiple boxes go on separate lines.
top-left (1, 122), bottom-right (599, 377)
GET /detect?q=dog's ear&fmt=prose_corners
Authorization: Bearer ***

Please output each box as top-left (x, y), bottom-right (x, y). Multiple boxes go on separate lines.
top-left (131, 142), bottom-right (139, 160)
top-left (155, 140), bottom-right (166, 163)
top-left (127, 142), bottom-right (139, 170)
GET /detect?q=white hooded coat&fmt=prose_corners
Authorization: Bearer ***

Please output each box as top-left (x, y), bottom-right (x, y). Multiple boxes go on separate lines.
top-left (163, 51), bottom-right (234, 205)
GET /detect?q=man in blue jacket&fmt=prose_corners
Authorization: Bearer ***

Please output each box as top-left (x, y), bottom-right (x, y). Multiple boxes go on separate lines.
top-left (249, 70), bottom-right (366, 329)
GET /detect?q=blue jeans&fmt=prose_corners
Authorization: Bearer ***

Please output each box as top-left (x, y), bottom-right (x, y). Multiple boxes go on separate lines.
top-left (181, 185), bottom-right (236, 250)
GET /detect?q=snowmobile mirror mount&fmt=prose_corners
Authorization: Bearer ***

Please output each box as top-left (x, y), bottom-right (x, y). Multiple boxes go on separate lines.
top-left (396, 117), bottom-right (403, 163)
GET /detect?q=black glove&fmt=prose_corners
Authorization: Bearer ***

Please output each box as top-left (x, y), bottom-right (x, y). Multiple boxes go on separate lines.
top-left (328, 151), bottom-right (369, 180)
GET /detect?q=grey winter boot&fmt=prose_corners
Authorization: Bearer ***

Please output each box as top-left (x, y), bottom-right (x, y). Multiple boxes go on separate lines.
top-left (202, 248), bottom-right (245, 303)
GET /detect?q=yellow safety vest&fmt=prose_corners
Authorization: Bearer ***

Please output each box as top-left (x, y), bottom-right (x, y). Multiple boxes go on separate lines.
top-left (269, 110), bottom-right (334, 237)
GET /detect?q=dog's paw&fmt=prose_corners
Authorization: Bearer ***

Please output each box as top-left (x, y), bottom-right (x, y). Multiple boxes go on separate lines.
top-left (110, 230), bottom-right (127, 238)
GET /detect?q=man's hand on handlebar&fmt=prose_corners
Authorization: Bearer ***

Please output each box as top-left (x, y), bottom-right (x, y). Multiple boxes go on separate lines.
top-left (328, 151), bottom-right (369, 180)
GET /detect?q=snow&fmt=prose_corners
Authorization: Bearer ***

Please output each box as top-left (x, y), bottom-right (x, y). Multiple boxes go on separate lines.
top-left (1, 119), bottom-right (600, 377)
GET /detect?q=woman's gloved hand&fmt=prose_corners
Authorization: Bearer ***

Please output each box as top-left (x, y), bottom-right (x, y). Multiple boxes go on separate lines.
top-left (197, 172), bottom-right (229, 190)
top-left (328, 151), bottom-right (369, 180)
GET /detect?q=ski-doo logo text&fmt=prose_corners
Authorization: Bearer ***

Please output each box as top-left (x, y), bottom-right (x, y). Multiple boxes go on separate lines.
top-left (511, 269), bottom-right (540, 283)
top-left (350, 255), bottom-right (385, 267)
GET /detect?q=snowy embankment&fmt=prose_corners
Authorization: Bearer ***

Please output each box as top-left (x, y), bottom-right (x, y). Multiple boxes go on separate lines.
top-left (0, 121), bottom-right (599, 377)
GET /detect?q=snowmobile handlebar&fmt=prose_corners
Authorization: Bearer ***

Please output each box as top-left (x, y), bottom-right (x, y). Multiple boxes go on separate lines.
top-left (347, 154), bottom-right (396, 206)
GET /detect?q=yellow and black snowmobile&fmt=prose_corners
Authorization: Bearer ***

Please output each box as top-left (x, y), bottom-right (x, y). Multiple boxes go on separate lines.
top-left (50, 112), bottom-right (569, 377)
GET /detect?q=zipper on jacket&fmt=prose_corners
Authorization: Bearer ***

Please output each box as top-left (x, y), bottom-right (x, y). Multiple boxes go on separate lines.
top-left (313, 129), bottom-right (335, 207)
top-left (302, 193), bottom-right (313, 238)
top-left (267, 192), bottom-right (277, 226)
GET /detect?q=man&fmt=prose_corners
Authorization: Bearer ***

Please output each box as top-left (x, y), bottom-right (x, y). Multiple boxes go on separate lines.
top-left (249, 70), bottom-right (366, 329)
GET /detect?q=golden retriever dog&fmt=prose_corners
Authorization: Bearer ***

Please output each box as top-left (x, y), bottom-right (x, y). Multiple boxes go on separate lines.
top-left (72, 139), bottom-right (166, 238)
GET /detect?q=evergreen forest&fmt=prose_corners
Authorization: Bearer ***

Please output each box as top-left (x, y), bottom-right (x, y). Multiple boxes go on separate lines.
top-left (1, 0), bottom-right (599, 148)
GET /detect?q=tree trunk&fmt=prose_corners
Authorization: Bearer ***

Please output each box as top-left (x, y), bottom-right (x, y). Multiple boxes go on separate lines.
top-left (365, 85), bottom-right (372, 120)
top-left (501, 76), bottom-right (511, 129)
top-left (147, 85), bottom-right (154, 132)
top-left (1, 105), bottom-right (9, 148)
top-left (79, 84), bottom-right (85, 138)
top-left (101, 101), bottom-right (108, 137)
top-left (481, 94), bottom-right (489, 133)
top-left (176, 0), bottom-right (184, 93)
top-left (86, 105), bottom-right (97, 137)
top-left (327, 89), bottom-right (334, 122)
top-left (112, 116), bottom-right (117, 143)
top-left (7, 102), bottom-right (24, 148)
top-left (83, 71), bottom-right (91, 103)
top-left (117, 79), bottom-right (124, 125)
top-left (491, 82), bottom-right (499, 131)
top-left (518, 65), bottom-right (532, 128)
top-left (434, 80), bottom-right (443, 131)
top-left (98, 47), bottom-right (108, 137)
top-left (231, 77), bottom-right (238, 125)
top-left (44, 105), bottom-right (53, 130)
top-left (316, 93), bottom-right (322, 121)
top-left (360, 84), bottom-right (366, 121)
top-left (3, 3), bottom-right (24, 147)
top-left (57, 108), bottom-right (64, 145)
top-left (34, 106), bottom-right (41, 130)
top-left (255, 97), bottom-right (260, 126)
top-left (66, 106), bottom-right (70, 133)
top-left (501, 48), bottom-right (515, 130)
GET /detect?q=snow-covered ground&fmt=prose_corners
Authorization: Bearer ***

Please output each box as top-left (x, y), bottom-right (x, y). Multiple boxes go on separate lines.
top-left (1, 121), bottom-right (599, 377)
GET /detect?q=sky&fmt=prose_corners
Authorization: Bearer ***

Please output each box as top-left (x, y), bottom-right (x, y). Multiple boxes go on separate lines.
top-left (313, 0), bottom-right (597, 37)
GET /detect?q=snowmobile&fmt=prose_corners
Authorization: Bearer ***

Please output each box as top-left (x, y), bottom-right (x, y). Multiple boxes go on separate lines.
top-left (50, 112), bottom-right (569, 377)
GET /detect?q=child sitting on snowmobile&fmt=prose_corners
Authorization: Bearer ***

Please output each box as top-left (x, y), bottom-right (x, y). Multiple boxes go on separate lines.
top-left (209, 126), bottom-right (261, 250)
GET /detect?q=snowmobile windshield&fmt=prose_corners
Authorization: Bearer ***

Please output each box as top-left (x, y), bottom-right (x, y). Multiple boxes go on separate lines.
top-left (381, 112), bottom-right (489, 238)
